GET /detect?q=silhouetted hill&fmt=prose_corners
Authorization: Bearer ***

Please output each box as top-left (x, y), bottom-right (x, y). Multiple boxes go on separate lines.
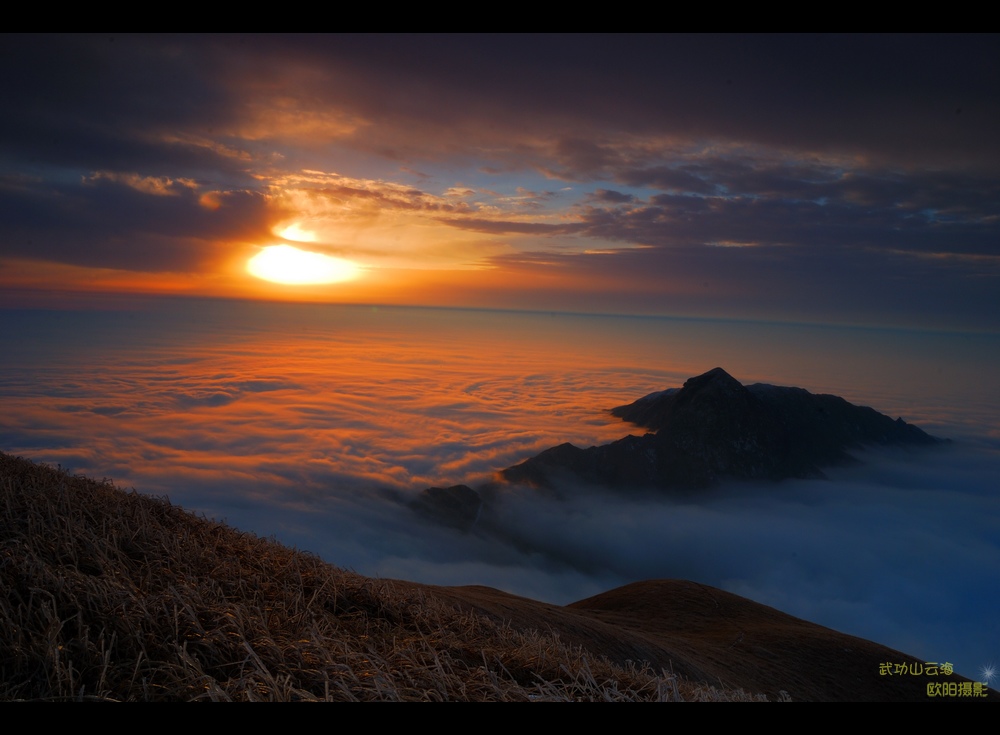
top-left (426, 579), bottom-right (989, 702)
top-left (501, 367), bottom-right (943, 491)
top-left (3, 452), bottom-right (987, 701)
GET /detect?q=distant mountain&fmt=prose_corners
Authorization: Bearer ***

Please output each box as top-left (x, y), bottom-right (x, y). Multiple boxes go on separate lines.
top-left (414, 368), bottom-right (945, 529)
top-left (500, 367), bottom-right (943, 492)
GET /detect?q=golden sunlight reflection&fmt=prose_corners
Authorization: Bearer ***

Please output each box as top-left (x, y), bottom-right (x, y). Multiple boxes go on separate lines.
top-left (247, 245), bottom-right (361, 285)
top-left (274, 222), bottom-right (318, 242)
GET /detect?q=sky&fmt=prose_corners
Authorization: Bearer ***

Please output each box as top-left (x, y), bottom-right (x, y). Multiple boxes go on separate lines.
top-left (2, 34), bottom-right (999, 330)
top-left (2, 34), bottom-right (999, 687)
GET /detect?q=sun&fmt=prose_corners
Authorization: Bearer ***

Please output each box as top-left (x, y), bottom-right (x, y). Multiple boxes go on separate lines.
top-left (247, 245), bottom-right (361, 285)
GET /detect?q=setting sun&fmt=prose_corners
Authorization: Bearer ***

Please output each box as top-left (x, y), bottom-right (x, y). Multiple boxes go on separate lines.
top-left (247, 245), bottom-right (361, 285)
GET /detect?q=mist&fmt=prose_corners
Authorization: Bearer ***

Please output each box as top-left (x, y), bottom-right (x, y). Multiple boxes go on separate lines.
top-left (2, 297), bottom-right (997, 682)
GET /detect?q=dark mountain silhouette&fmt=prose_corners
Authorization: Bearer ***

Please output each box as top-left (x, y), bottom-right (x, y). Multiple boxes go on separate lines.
top-left (414, 368), bottom-right (944, 528)
top-left (424, 579), bottom-right (991, 702)
top-left (500, 367), bottom-right (943, 491)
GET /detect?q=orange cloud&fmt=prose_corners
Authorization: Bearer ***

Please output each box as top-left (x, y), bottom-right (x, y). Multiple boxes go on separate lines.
top-left (84, 171), bottom-right (199, 196)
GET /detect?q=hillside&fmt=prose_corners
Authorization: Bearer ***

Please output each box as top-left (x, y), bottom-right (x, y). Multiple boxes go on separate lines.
top-left (0, 452), bottom-right (987, 701)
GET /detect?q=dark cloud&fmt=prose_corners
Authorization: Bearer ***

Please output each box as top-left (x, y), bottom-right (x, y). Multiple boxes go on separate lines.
top-left (616, 166), bottom-right (718, 195)
top-left (255, 34), bottom-right (1000, 169)
top-left (0, 175), bottom-right (271, 270)
top-left (7, 34), bottom-right (998, 176)
top-left (589, 189), bottom-right (636, 204)
top-left (1, 34), bottom-right (998, 331)
top-left (432, 146), bottom-right (994, 328)
top-left (0, 36), bottom-right (251, 178)
top-left (443, 218), bottom-right (585, 235)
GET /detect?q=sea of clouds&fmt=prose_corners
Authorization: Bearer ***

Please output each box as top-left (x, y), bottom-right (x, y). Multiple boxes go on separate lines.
top-left (3, 298), bottom-right (997, 681)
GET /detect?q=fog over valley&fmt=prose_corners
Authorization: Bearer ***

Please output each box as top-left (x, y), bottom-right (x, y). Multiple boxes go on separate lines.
top-left (3, 299), bottom-right (997, 681)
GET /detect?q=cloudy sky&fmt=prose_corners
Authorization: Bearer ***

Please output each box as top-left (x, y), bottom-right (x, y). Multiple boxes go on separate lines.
top-left (3, 34), bottom-right (998, 329)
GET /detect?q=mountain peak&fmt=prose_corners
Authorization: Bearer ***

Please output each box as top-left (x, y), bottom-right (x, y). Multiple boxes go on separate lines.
top-left (503, 369), bottom-right (943, 492)
top-left (684, 366), bottom-right (737, 387)
top-left (673, 366), bottom-right (751, 408)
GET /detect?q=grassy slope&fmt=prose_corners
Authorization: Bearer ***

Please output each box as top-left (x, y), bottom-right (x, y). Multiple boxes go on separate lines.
top-left (3, 452), bottom-right (989, 702)
top-left (0, 453), bottom-right (762, 701)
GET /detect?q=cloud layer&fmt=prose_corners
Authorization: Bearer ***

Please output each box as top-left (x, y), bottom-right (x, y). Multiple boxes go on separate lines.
top-left (2, 298), bottom-right (997, 680)
top-left (2, 34), bottom-right (998, 328)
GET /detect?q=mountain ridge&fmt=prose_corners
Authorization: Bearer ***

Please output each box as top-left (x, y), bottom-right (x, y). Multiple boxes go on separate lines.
top-left (500, 367), bottom-right (943, 491)
top-left (414, 367), bottom-right (946, 535)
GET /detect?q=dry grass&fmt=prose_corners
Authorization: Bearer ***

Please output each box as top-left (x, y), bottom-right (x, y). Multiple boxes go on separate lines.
top-left (0, 452), bottom-right (769, 701)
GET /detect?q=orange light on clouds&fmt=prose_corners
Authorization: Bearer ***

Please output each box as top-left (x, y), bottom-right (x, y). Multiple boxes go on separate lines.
top-left (199, 192), bottom-right (223, 211)
top-left (275, 222), bottom-right (319, 242)
top-left (247, 245), bottom-right (361, 285)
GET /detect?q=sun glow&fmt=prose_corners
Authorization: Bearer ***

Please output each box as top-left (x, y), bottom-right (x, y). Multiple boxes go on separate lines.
top-left (247, 245), bottom-right (361, 285)
top-left (274, 222), bottom-right (318, 242)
